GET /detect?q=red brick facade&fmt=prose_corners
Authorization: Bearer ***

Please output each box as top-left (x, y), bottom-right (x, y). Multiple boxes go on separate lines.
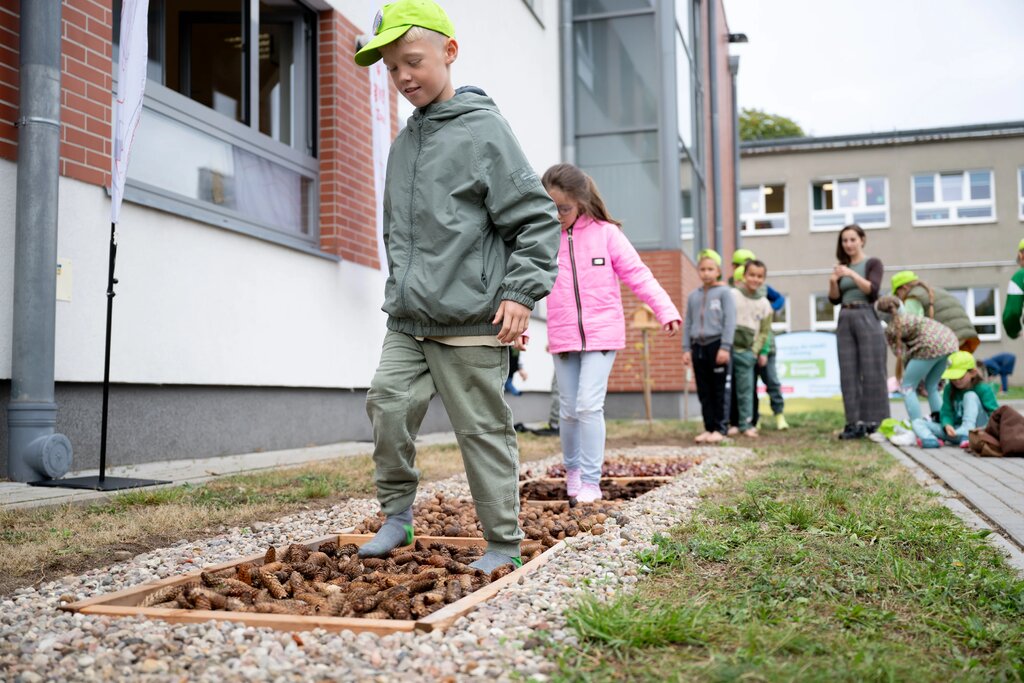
top-left (318, 10), bottom-right (396, 269)
top-left (0, 0), bottom-right (113, 187)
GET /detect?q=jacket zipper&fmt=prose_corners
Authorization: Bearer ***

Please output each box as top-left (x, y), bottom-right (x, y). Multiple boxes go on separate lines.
top-left (567, 226), bottom-right (586, 350)
top-left (399, 117), bottom-right (422, 314)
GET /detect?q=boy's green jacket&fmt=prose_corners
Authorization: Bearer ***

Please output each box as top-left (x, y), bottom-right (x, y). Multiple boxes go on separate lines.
top-left (381, 90), bottom-right (560, 337)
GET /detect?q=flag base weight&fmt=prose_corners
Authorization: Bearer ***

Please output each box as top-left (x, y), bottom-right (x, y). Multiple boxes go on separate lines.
top-left (28, 476), bottom-right (169, 491)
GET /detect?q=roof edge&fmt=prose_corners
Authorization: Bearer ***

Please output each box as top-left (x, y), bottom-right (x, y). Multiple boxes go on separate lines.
top-left (740, 120), bottom-right (1024, 155)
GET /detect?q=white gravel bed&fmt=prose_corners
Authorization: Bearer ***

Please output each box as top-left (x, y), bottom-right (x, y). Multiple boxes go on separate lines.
top-left (0, 445), bottom-right (751, 683)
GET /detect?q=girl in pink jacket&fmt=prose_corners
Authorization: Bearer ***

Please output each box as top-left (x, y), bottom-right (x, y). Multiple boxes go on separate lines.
top-left (541, 164), bottom-right (682, 503)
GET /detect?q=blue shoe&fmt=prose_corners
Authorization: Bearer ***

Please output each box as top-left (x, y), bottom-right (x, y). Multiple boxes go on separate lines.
top-left (918, 438), bottom-right (941, 449)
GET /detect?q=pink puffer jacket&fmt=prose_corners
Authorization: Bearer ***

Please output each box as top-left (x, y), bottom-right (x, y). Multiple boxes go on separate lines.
top-left (547, 214), bottom-right (681, 353)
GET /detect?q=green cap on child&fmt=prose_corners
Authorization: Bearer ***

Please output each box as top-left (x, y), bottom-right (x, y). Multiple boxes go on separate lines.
top-left (354, 0), bottom-right (455, 67)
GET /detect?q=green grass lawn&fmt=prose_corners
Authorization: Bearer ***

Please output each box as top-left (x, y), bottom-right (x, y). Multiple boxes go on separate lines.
top-left (550, 410), bottom-right (1024, 682)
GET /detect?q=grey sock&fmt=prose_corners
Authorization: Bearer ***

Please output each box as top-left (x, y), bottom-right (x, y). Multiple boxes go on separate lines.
top-left (469, 551), bottom-right (522, 574)
top-left (358, 506), bottom-right (414, 558)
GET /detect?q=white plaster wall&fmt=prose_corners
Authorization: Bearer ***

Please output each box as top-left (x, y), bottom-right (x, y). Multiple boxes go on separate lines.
top-left (330, 0), bottom-right (563, 176)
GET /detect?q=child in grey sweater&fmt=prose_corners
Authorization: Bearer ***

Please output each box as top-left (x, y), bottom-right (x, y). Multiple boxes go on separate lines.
top-left (683, 249), bottom-right (736, 443)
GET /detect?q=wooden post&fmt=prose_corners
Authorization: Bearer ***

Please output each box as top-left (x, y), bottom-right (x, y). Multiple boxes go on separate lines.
top-left (631, 304), bottom-right (661, 424)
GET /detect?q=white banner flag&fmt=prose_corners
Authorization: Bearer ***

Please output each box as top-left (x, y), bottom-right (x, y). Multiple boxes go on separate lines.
top-left (110, 0), bottom-right (149, 224)
top-left (370, 61), bottom-right (391, 268)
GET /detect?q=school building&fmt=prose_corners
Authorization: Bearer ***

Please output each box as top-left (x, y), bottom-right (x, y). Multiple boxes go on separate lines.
top-left (738, 121), bottom-right (1024, 383)
top-left (1, 0), bottom-right (740, 480)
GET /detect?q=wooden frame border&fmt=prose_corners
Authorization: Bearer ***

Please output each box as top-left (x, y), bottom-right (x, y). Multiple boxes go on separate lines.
top-left (62, 534), bottom-right (565, 635)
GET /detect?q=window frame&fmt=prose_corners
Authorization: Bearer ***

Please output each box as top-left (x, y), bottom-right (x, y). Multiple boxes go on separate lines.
top-left (810, 293), bottom-right (839, 332)
top-left (739, 183), bottom-right (789, 236)
top-left (1018, 167), bottom-right (1024, 221)
top-left (771, 295), bottom-right (791, 334)
top-left (809, 176), bottom-right (891, 232)
top-left (910, 169), bottom-right (997, 227)
top-left (946, 286), bottom-right (1003, 342)
top-left (113, 0), bottom-right (323, 256)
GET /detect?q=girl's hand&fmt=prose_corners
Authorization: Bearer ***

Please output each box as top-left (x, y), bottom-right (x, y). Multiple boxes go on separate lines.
top-left (682, 351), bottom-right (692, 367)
top-left (715, 349), bottom-right (730, 366)
top-left (834, 265), bottom-right (851, 279)
top-left (944, 424), bottom-right (956, 438)
top-left (757, 354), bottom-right (768, 368)
top-left (663, 320), bottom-right (680, 336)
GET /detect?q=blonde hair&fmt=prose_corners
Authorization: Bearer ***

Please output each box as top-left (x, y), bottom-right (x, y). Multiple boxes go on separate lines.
top-left (399, 26), bottom-right (448, 46)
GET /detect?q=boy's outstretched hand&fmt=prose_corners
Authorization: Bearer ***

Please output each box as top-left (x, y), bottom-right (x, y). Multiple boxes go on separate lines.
top-left (494, 300), bottom-right (531, 345)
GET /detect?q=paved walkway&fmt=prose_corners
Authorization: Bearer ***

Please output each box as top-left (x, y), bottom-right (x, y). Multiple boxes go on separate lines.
top-left (896, 443), bottom-right (1024, 549)
top-left (0, 432), bottom-right (460, 510)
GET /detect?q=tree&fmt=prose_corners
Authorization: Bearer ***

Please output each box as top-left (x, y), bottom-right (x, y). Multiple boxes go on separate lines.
top-left (739, 108), bottom-right (805, 141)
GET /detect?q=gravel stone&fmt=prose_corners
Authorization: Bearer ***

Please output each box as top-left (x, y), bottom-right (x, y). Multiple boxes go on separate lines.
top-left (0, 445), bottom-right (748, 682)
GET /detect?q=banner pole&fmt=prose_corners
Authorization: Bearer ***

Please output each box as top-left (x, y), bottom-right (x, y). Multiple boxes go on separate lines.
top-left (97, 222), bottom-right (117, 483)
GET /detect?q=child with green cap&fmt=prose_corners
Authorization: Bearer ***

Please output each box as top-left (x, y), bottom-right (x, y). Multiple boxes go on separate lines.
top-left (1001, 238), bottom-right (1024, 339)
top-left (353, 0), bottom-right (561, 574)
top-left (911, 351), bottom-right (999, 449)
top-left (683, 249), bottom-right (736, 443)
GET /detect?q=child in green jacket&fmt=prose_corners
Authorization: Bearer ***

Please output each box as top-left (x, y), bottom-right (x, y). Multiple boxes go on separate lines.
top-left (1001, 238), bottom-right (1024, 339)
top-left (912, 351), bottom-right (999, 449)
top-left (353, 0), bottom-right (560, 573)
top-left (730, 260), bottom-right (773, 437)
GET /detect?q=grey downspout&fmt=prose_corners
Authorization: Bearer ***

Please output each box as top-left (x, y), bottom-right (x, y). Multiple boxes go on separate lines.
top-left (7, 1), bottom-right (73, 481)
top-left (707, 0), bottom-right (722, 252)
top-left (657, 0), bottom-right (681, 249)
top-left (560, 0), bottom-right (575, 164)
top-left (729, 55), bottom-right (740, 249)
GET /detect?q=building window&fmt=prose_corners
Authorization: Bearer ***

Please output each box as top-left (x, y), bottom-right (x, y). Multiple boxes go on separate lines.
top-left (911, 170), bottom-right (995, 226)
top-left (810, 294), bottom-right (838, 332)
top-left (680, 189), bottom-right (694, 241)
top-left (948, 287), bottom-right (1002, 342)
top-left (113, 0), bottom-right (320, 252)
top-left (810, 176), bottom-right (889, 231)
top-left (1018, 167), bottom-right (1024, 220)
top-left (771, 296), bottom-right (790, 334)
top-left (739, 184), bottom-right (788, 234)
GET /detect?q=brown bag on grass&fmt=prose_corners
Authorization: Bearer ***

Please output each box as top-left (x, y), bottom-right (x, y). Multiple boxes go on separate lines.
top-left (969, 405), bottom-right (1024, 457)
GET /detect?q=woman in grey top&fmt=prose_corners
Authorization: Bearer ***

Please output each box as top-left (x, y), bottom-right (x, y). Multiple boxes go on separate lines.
top-left (828, 224), bottom-right (890, 439)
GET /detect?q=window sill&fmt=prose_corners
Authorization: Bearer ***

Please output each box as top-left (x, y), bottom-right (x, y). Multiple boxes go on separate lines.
top-left (741, 228), bottom-right (790, 237)
top-left (809, 223), bottom-right (889, 233)
top-left (911, 219), bottom-right (999, 228)
top-left (120, 182), bottom-right (338, 262)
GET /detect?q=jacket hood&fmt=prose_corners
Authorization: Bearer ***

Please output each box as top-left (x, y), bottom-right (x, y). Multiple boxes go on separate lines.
top-left (410, 87), bottom-right (498, 127)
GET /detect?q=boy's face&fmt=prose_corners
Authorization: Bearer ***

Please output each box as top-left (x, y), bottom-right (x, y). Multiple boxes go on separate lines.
top-left (698, 259), bottom-right (720, 285)
top-left (380, 33), bottom-right (457, 109)
top-left (743, 265), bottom-right (766, 292)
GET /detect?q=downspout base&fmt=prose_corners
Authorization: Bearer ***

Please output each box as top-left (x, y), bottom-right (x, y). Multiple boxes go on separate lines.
top-left (7, 402), bottom-right (73, 481)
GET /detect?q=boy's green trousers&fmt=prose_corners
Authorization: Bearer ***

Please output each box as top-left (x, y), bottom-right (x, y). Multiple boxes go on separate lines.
top-left (733, 349), bottom-right (757, 431)
top-left (365, 330), bottom-right (524, 557)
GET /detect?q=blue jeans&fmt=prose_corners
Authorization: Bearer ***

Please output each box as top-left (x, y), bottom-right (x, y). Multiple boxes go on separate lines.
top-left (553, 350), bottom-right (617, 485)
top-left (900, 356), bottom-right (949, 422)
top-left (911, 391), bottom-right (984, 445)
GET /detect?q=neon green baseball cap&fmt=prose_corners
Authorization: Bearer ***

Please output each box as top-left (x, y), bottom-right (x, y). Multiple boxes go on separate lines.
top-left (890, 270), bottom-right (918, 294)
top-left (1018, 237), bottom-right (1024, 251)
top-left (734, 264), bottom-right (746, 281)
top-left (354, 0), bottom-right (455, 67)
top-left (697, 249), bottom-right (722, 267)
top-left (941, 351), bottom-right (977, 381)
top-left (731, 248), bottom-right (756, 265)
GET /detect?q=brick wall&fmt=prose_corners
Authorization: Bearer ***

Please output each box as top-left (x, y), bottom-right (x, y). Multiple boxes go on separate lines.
top-left (0, 1), bottom-right (17, 161)
top-left (0, 0), bottom-right (112, 188)
top-left (318, 10), bottom-right (396, 269)
top-left (608, 250), bottom-right (699, 394)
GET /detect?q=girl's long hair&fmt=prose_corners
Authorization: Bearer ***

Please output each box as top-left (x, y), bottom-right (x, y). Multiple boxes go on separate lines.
top-left (876, 295), bottom-right (904, 381)
top-left (896, 278), bottom-right (936, 318)
top-left (541, 163), bottom-right (622, 227)
top-left (836, 224), bottom-right (866, 265)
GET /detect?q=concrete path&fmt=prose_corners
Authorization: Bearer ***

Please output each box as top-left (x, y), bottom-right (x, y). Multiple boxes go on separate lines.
top-left (0, 432), bottom-right (459, 510)
top-left (896, 443), bottom-right (1024, 550)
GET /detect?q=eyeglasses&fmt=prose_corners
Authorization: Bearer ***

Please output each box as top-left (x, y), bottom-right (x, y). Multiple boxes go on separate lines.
top-left (556, 204), bottom-right (576, 216)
